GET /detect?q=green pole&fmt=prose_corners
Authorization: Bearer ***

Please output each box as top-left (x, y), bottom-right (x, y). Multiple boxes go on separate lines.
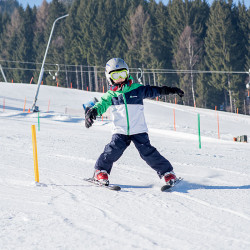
top-left (38, 112), bottom-right (40, 131)
top-left (198, 113), bottom-right (201, 149)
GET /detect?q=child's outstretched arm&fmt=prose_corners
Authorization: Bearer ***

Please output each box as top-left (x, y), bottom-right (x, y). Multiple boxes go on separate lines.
top-left (85, 92), bottom-right (112, 128)
top-left (141, 85), bottom-right (184, 99)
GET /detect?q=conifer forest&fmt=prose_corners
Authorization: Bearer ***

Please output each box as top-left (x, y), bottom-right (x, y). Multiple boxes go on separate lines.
top-left (0, 0), bottom-right (249, 113)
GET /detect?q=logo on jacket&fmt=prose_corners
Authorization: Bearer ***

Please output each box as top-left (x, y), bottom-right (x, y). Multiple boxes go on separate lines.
top-left (130, 96), bottom-right (138, 98)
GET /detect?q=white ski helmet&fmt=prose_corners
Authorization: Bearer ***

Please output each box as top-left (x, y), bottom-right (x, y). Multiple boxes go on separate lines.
top-left (105, 58), bottom-right (129, 85)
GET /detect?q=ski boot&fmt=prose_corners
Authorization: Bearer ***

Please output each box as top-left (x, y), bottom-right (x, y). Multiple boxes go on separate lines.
top-left (163, 171), bottom-right (177, 186)
top-left (94, 170), bottom-right (109, 186)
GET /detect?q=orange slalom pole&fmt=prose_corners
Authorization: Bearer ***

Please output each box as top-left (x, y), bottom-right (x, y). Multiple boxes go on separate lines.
top-left (87, 87), bottom-right (89, 91)
top-left (217, 112), bottom-right (220, 139)
top-left (71, 82), bottom-right (72, 89)
top-left (31, 125), bottom-right (39, 183)
top-left (30, 77), bottom-right (33, 84)
top-left (173, 109), bottom-right (176, 131)
top-left (23, 97), bottom-right (26, 112)
top-left (237, 108), bottom-right (239, 115)
top-left (12, 79), bottom-right (13, 83)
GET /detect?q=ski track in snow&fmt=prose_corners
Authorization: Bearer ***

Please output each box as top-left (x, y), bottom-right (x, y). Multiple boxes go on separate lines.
top-left (173, 192), bottom-right (250, 222)
top-left (1, 83), bottom-right (250, 250)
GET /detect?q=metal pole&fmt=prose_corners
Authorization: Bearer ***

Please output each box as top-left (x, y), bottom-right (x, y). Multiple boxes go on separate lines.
top-left (0, 64), bottom-right (7, 82)
top-left (153, 72), bottom-right (156, 86)
top-left (65, 65), bottom-right (69, 88)
top-left (88, 66), bottom-right (91, 91)
top-left (81, 65), bottom-right (83, 90)
top-left (76, 65), bottom-right (79, 89)
top-left (32, 14), bottom-right (69, 112)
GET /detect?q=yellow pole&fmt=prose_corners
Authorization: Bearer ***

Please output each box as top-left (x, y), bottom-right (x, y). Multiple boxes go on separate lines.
top-left (31, 125), bottom-right (39, 182)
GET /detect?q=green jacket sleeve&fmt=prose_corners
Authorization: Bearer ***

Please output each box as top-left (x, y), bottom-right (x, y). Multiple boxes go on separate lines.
top-left (93, 91), bottom-right (113, 116)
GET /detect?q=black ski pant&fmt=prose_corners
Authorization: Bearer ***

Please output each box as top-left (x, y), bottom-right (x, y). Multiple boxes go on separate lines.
top-left (94, 133), bottom-right (173, 178)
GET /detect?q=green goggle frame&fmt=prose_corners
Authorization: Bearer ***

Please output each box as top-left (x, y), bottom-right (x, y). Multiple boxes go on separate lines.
top-left (110, 69), bottom-right (128, 81)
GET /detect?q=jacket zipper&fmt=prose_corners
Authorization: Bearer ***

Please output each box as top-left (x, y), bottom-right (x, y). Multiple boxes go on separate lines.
top-left (122, 93), bottom-right (130, 135)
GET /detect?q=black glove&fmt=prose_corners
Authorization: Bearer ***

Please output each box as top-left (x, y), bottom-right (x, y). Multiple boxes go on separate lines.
top-left (85, 108), bottom-right (98, 128)
top-left (160, 86), bottom-right (184, 97)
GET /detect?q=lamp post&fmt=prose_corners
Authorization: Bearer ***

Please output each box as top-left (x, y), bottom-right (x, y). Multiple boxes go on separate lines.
top-left (32, 14), bottom-right (69, 112)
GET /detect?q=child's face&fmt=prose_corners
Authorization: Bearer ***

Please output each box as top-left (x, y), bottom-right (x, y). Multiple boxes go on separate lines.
top-left (113, 78), bottom-right (126, 84)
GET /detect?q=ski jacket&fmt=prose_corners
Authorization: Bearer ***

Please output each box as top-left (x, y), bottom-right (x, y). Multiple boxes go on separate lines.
top-left (93, 79), bottom-right (161, 135)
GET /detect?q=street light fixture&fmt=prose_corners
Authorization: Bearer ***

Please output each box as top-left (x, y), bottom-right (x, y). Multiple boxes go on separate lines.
top-left (246, 69), bottom-right (250, 90)
top-left (32, 14), bottom-right (69, 112)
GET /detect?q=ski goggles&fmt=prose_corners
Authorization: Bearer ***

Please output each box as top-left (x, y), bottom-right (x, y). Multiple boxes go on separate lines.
top-left (110, 69), bottom-right (128, 81)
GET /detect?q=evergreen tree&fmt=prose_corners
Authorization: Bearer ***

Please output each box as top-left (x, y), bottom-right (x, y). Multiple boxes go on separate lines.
top-left (77, 0), bottom-right (98, 65)
top-left (17, 5), bottom-right (36, 83)
top-left (204, 0), bottom-right (243, 111)
top-left (147, 1), bottom-right (173, 86)
top-left (237, 2), bottom-right (249, 72)
top-left (123, 4), bottom-right (149, 67)
top-left (0, 12), bottom-right (10, 58)
top-left (138, 1), bottom-right (171, 87)
top-left (195, 60), bottom-right (210, 108)
top-left (46, 0), bottom-right (67, 64)
top-left (3, 8), bottom-right (22, 82)
top-left (189, 0), bottom-right (210, 40)
top-left (174, 26), bottom-right (202, 106)
top-left (33, 0), bottom-right (50, 85)
top-left (0, 0), bottom-right (19, 15)
top-left (64, 0), bottom-right (82, 65)
top-left (0, 12), bottom-right (10, 81)
top-left (167, 0), bottom-right (189, 55)
top-left (167, 0), bottom-right (209, 96)
top-left (230, 1), bottom-right (249, 113)
top-left (37, 0), bottom-right (67, 86)
top-left (33, 0), bottom-right (50, 61)
top-left (63, 0), bottom-right (83, 88)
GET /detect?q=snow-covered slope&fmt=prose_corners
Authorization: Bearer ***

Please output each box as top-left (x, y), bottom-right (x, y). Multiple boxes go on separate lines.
top-left (1, 82), bottom-right (250, 250)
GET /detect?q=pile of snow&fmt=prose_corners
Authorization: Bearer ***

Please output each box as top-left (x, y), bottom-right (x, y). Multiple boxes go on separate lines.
top-left (1, 82), bottom-right (250, 250)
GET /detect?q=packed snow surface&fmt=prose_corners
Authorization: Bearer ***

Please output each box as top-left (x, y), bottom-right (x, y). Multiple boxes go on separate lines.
top-left (1, 82), bottom-right (250, 250)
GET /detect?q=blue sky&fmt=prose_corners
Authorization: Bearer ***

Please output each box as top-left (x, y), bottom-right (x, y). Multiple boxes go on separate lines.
top-left (18, 0), bottom-right (249, 8)
top-left (18, 0), bottom-right (51, 8)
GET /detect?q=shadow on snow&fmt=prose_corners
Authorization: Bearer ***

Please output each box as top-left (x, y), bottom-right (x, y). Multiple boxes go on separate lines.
top-left (173, 180), bottom-right (250, 193)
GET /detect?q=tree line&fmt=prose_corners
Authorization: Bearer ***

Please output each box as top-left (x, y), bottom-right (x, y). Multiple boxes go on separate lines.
top-left (0, 0), bottom-right (249, 113)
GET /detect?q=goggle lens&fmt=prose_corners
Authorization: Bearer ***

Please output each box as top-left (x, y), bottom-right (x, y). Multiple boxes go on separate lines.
top-left (110, 70), bottom-right (128, 80)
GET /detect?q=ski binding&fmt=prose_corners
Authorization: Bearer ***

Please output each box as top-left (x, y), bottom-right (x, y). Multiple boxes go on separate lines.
top-left (84, 178), bottom-right (121, 191)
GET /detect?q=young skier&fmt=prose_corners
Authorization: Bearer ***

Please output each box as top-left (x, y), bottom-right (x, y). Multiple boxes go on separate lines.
top-left (85, 58), bottom-right (184, 186)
